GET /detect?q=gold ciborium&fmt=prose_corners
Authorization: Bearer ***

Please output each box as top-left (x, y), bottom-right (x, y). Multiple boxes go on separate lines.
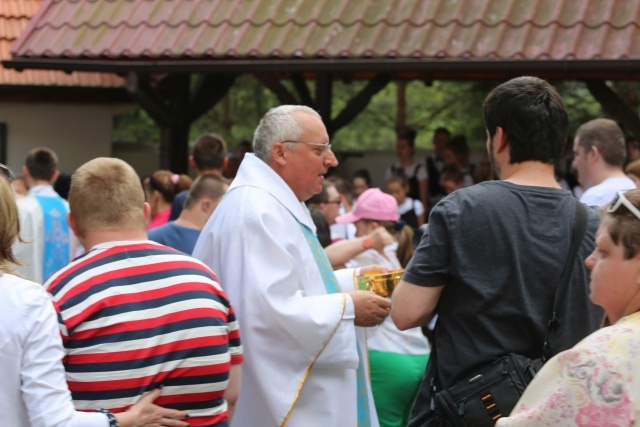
top-left (356, 269), bottom-right (404, 297)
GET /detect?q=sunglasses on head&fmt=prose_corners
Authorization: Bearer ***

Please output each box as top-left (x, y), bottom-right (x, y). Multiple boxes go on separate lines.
top-left (608, 191), bottom-right (640, 221)
top-left (0, 163), bottom-right (14, 183)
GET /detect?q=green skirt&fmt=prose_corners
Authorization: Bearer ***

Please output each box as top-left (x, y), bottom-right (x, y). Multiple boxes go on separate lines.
top-left (368, 350), bottom-right (430, 427)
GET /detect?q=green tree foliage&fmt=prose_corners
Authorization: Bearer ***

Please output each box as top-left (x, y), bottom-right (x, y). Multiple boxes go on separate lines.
top-left (113, 76), bottom-right (609, 151)
top-left (190, 75), bottom-right (281, 147)
top-left (112, 107), bottom-right (160, 145)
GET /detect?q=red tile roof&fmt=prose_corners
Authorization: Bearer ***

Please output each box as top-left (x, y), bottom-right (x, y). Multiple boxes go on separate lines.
top-left (0, 0), bottom-right (123, 86)
top-left (6, 0), bottom-right (640, 78)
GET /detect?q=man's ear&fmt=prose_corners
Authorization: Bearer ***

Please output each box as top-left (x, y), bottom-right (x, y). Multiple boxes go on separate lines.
top-left (221, 157), bottom-right (228, 172)
top-left (200, 198), bottom-right (213, 213)
top-left (143, 202), bottom-right (152, 222)
top-left (494, 126), bottom-right (509, 153)
top-left (50, 170), bottom-right (60, 185)
top-left (588, 146), bottom-right (601, 162)
top-left (66, 212), bottom-right (81, 238)
top-left (188, 156), bottom-right (198, 171)
top-left (272, 142), bottom-right (288, 167)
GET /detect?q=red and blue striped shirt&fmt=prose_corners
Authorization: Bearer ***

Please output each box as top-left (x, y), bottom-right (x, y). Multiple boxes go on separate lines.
top-left (46, 240), bottom-right (242, 427)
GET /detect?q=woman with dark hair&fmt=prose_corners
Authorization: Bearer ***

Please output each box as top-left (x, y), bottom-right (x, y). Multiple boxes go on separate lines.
top-left (143, 170), bottom-right (192, 229)
top-left (352, 168), bottom-right (372, 200)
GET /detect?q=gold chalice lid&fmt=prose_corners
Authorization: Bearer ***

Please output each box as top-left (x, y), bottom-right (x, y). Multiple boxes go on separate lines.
top-left (356, 269), bottom-right (404, 297)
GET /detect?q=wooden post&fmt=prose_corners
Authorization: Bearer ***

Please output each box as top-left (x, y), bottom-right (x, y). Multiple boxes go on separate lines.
top-left (397, 80), bottom-right (406, 130)
top-left (160, 74), bottom-right (190, 173)
top-left (315, 73), bottom-right (333, 136)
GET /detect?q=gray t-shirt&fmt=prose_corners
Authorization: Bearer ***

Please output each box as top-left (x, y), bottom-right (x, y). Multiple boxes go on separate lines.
top-left (404, 181), bottom-right (604, 424)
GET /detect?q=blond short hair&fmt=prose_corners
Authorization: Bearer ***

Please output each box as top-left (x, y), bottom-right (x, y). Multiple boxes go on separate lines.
top-left (0, 175), bottom-right (21, 272)
top-left (69, 158), bottom-right (146, 237)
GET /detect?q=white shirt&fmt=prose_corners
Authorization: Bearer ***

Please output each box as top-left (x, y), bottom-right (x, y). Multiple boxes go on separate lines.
top-left (384, 160), bottom-right (428, 182)
top-left (346, 244), bottom-right (430, 355)
top-left (397, 197), bottom-right (425, 217)
top-left (0, 272), bottom-right (107, 427)
top-left (330, 205), bottom-right (357, 242)
top-left (580, 176), bottom-right (637, 207)
top-left (193, 154), bottom-right (377, 427)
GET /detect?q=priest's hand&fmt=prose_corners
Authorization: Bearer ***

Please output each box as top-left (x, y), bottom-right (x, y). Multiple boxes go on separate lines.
top-left (348, 290), bottom-right (391, 327)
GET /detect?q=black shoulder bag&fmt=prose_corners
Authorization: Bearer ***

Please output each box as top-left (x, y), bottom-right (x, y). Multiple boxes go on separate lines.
top-left (431, 200), bottom-right (588, 427)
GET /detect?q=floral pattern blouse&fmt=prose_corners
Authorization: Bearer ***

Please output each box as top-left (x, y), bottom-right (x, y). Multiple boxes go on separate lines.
top-left (497, 311), bottom-right (640, 427)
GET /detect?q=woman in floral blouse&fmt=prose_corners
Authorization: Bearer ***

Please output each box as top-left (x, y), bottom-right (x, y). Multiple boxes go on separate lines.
top-left (498, 189), bottom-right (640, 426)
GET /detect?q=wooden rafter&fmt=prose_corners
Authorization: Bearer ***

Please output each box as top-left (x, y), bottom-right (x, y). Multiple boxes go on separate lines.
top-left (291, 73), bottom-right (315, 108)
top-left (126, 71), bottom-right (170, 126)
top-left (254, 73), bottom-right (297, 105)
top-left (189, 73), bottom-right (237, 123)
top-left (586, 80), bottom-right (640, 138)
top-left (332, 73), bottom-right (392, 132)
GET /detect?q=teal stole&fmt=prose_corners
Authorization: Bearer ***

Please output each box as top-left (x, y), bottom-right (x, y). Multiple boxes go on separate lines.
top-left (34, 195), bottom-right (70, 281)
top-left (297, 221), bottom-right (372, 427)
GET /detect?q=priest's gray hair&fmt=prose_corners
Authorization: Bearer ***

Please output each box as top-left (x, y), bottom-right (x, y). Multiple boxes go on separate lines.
top-left (253, 105), bottom-right (321, 163)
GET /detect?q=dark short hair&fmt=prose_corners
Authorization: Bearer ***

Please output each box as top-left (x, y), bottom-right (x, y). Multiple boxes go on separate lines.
top-left (25, 147), bottom-right (58, 181)
top-left (327, 174), bottom-right (352, 196)
top-left (192, 134), bottom-right (228, 170)
top-left (440, 165), bottom-right (464, 185)
top-left (483, 76), bottom-right (568, 164)
top-left (447, 135), bottom-right (469, 157)
top-left (144, 170), bottom-right (192, 203)
top-left (575, 119), bottom-right (626, 168)
top-left (352, 169), bottom-right (372, 187)
top-left (53, 172), bottom-right (72, 200)
top-left (397, 126), bottom-right (417, 148)
top-left (626, 136), bottom-right (640, 150)
top-left (184, 174), bottom-right (229, 209)
top-left (306, 181), bottom-right (331, 205)
top-left (434, 127), bottom-right (451, 138)
top-left (386, 174), bottom-right (408, 187)
top-left (309, 207), bottom-right (332, 248)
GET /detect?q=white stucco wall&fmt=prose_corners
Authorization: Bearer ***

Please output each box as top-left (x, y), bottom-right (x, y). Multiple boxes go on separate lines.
top-left (1, 103), bottom-right (113, 174)
top-left (112, 142), bottom-right (160, 177)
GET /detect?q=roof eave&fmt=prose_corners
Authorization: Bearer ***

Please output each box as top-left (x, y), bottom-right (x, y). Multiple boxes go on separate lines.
top-left (5, 57), bottom-right (640, 79)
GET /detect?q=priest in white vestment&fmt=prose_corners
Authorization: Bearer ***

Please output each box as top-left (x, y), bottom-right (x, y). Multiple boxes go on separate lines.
top-left (193, 105), bottom-right (391, 427)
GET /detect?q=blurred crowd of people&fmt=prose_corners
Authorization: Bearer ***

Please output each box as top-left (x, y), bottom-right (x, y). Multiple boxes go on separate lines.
top-left (4, 76), bottom-right (640, 427)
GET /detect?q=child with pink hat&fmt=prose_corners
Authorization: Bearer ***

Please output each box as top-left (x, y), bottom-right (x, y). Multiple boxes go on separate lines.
top-left (335, 187), bottom-right (430, 427)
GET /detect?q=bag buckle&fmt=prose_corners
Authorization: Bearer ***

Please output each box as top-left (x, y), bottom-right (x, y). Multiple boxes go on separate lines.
top-left (481, 392), bottom-right (503, 421)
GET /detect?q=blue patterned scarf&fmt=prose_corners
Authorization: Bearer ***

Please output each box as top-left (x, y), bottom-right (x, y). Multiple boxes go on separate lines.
top-left (297, 221), bottom-right (371, 427)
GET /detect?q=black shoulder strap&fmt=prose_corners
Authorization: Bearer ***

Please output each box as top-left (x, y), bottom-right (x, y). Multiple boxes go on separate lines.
top-left (412, 162), bottom-right (422, 178)
top-left (542, 199), bottom-right (589, 359)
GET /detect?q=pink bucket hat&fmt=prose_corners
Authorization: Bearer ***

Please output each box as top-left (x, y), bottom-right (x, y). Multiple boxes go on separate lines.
top-left (335, 188), bottom-right (400, 224)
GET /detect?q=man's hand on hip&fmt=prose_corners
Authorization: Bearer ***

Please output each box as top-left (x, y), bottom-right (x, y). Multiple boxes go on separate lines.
top-left (348, 290), bottom-right (391, 327)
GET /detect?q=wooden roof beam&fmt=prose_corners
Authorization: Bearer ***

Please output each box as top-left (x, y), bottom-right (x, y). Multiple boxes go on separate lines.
top-left (188, 73), bottom-right (236, 123)
top-left (126, 71), bottom-right (170, 126)
top-left (585, 80), bottom-right (640, 138)
top-left (332, 73), bottom-right (392, 133)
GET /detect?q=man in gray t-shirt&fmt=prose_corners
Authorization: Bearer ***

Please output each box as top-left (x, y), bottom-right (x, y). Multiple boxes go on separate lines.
top-left (391, 77), bottom-right (604, 427)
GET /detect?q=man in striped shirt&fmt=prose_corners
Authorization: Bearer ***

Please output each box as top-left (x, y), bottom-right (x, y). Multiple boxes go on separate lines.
top-left (45, 157), bottom-right (242, 427)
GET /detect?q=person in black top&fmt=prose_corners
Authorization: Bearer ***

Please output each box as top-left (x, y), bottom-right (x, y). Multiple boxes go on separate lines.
top-left (385, 127), bottom-right (429, 211)
top-left (385, 174), bottom-right (425, 229)
top-left (425, 127), bottom-right (451, 207)
top-left (392, 76), bottom-right (604, 427)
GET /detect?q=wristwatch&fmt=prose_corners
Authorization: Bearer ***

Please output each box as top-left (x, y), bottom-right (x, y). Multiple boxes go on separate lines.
top-left (362, 236), bottom-right (374, 249)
